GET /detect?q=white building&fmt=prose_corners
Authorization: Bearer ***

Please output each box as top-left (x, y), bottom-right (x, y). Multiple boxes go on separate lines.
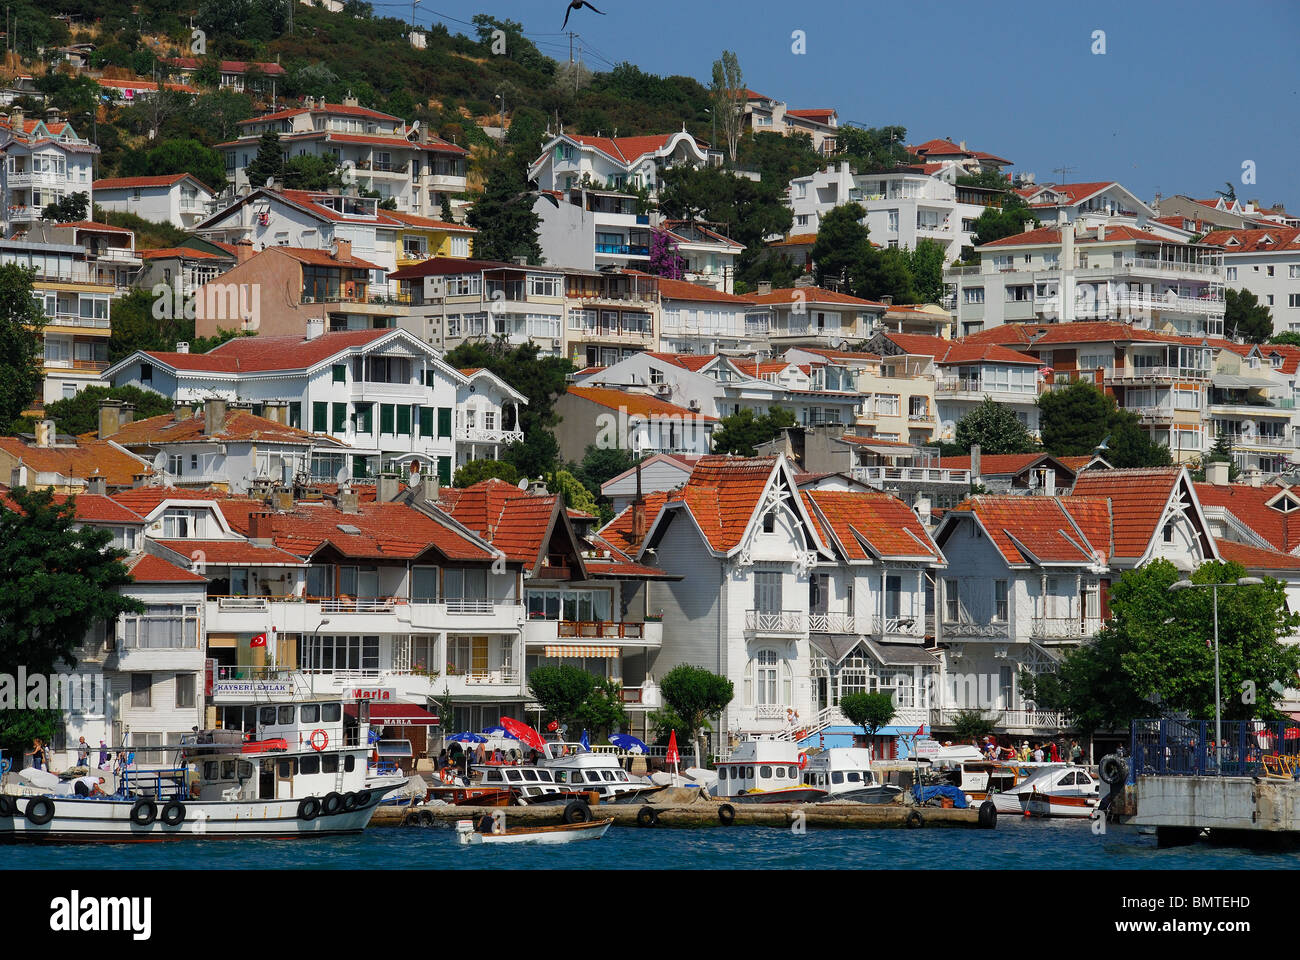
top-left (1199, 227), bottom-right (1300, 335)
top-left (528, 130), bottom-right (710, 198)
top-left (0, 106), bottom-right (98, 233)
top-left (92, 174), bottom-right (218, 231)
top-left (657, 277), bottom-right (769, 354)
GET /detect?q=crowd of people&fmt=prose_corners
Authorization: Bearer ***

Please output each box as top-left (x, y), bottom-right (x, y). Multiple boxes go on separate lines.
top-left (974, 736), bottom-right (1086, 765)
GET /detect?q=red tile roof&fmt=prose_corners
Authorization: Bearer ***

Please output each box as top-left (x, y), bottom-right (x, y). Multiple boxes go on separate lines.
top-left (163, 57), bottom-right (286, 75)
top-left (242, 102), bottom-right (399, 124)
top-left (66, 493), bottom-right (145, 525)
top-left (949, 496), bottom-right (1102, 565)
top-left (0, 436), bottom-right (150, 488)
top-left (275, 245), bottom-right (383, 270)
top-left (960, 321), bottom-right (1189, 348)
top-left (979, 224), bottom-right (1178, 248)
top-left (881, 332), bottom-right (1038, 365)
top-left (1199, 227), bottom-right (1300, 253)
top-left (785, 109), bottom-right (836, 123)
top-left (1192, 482), bottom-right (1298, 553)
top-left (739, 286), bottom-right (886, 308)
top-left (155, 538), bottom-right (303, 565)
top-left (101, 410), bottom-right (332, 447)
top-left (139, 247), bottom-right (231, 261)
top-left (1214, 539), bottom-right (1300, 570)
top-left (110, 486), bottom-right (243, 517)
top-left (434, 479), bottom-right (566, 568)
top-left (564, 133), bottom-right (678, 164)
top-left (667, 456), bottom-right (780, 552)
top-left (1030, 181), bottom-right (1117, 205)
top-left (379, 209), bottom-right (475, 232)
top-left (654, 278), bottom-right (750, 303)
top-left (565, 387), bottom-right (717, 421)
top-left (93, 173), bottom-right (210, 191)
top-left (1069, 468), bottom-right (1182, 559)
top-left (596, 493), bottom-right (673, 555)
top-left (137, 329), bottom-right (400, 374)
top-left (644, 352), bottom-right (719, 372)
top-left (128, 553), bottom-right (206, 583)
top-left (937, 453), bottom-right (1059, 476)
top-left (802, 490), bottom-right (941, 561)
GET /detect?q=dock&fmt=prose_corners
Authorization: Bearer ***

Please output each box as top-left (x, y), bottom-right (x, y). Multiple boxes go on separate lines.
top-left (371, 800), bottom-right (989, 830)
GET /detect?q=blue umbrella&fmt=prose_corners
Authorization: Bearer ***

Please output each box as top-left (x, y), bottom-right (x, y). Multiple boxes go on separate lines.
top-left (481, 726), bottom-right (518, 740)
top-left (609, 733), bottom-right (649, 754)
top-left (445, 732), bottom-right (486, 745)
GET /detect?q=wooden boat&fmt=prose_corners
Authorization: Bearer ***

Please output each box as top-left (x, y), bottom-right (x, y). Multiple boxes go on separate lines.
top-left (455, 816), bottom-right (613, 845)
top-left (712, 740), bottom-right (827, 804)
top-left (451, 789), bottom-right (513, 807)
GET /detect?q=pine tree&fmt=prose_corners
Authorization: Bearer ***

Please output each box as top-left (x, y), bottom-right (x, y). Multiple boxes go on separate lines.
top-left (466, 153), bottom-right (541, 263)
top-left (245, 130), bottom-right (284, 189)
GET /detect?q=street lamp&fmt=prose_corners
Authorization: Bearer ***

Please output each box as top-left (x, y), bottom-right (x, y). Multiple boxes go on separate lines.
top-left (309, 618), bottom-right (331, 697)
top-left (1168, 576), bottom-right (1263, 766)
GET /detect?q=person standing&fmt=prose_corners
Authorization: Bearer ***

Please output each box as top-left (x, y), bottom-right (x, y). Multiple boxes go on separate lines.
top-left (25, 739), bottom-right (45, 771)
top-left (76, 737), bottom-right (90, 768)
top-left (98, 740), bottom-right (110, 768)
top-left (1070, 740), bottom-right (1083, 765)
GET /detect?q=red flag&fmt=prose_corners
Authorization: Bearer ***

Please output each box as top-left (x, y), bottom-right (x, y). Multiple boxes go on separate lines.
top-left (666, 729), bottom-right (680, 766)
top-left (915, 724), bottom-right (925, 736)
top-left (250, 633), bottom-right (267, 648)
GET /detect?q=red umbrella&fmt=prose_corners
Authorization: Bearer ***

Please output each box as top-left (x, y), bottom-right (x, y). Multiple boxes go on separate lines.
top-left (499, 716), bottom-right (547, 752)
top-left (666, 729), bottom-right (680, 767)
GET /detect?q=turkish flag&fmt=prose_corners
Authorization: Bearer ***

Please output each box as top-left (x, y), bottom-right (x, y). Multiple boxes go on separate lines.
top-left (250, 633), bottom-right (267, 648)
top-left (666, 729), bottom-right (680, 766)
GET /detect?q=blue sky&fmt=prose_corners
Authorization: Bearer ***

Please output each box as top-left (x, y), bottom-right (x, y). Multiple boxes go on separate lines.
top-left (399, 0), bottom-right (1300, 211)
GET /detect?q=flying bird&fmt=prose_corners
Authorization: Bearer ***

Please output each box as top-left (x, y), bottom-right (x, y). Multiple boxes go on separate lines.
top-left (562, 0), bottom-right (605, 31)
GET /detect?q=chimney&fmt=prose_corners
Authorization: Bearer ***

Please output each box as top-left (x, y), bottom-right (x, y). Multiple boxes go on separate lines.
top-left (234, 239), bottom-right (255, 263)
top-left (97, 399), bottom-right (123, 440)
top-left (34, 419), bottom-right (54, 448)
top-left (248, 511), bottom-right (275, 543)
top-left (331, 238), bottom-right (352, 261)
top-left (631, 460), bottom-right (647, 541)
top-left (1023, 220), bottom-right (1034, 234)
top-left (1096, 224), bottom-right (1106, 242)
top-left (45, 106), bottom-right (59, 124)
top-left (203, 399), bottom-right (227, 436)
top-left (338, 490), bottom-right (360, 513)
top-left (343, 90), bottom-right (359, 107)
top-left (174, 401), bottom-right (192, 422)
top-left (305, 317), bottom-right (325, 341)
top-left (175, 341), bottom-right (190, 354)
top-left (970, 443), bottom-right (981, 482)
top-left (757, 281), bottom-right (773, 296)
top-left (86, 473), bottom-right (106, 496)
top-left (273, 490), bottom-right (295, 512)
top-left (120, 403), bottom-right (134, 425)
top-left (8, 107), bottom-right (21, 129)
top-left (880, 295), bottom-right (894, 306)
top-left (1206, 460), bottom-right (1229, 486)
top-left (913, 495), bottom-right (931, 527)
top-left (262, 401), bottom-right (288, 425)
top-left (409, 460), bottom-right (439, 506)
top-left (1153, 191), bottom-right (1163, 209)
top-left (513, 256), bottom-right (528, 266)
top-left (132, 471), bottom-right (151, 488)
top-left (376, 473), bottom-right (400, 503)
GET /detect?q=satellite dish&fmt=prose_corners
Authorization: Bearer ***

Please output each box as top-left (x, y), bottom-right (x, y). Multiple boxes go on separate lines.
top-left (517, 478), bottom-right (529, 490)
top-left (264, 177), bottom-right (274, 188)
top-left (152, 451), bottom-right (167, 471)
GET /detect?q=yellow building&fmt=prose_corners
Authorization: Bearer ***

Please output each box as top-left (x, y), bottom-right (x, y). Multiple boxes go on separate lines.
top-left (382, 210), bottom-right (476, 268)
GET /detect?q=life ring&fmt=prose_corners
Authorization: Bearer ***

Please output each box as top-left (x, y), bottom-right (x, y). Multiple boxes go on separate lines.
top-left (636, 805), bottom-right (658, 828)
top-left (160, 801), bottom-right (186, 826)
top-left (717, 803), bottom-right (736, 826)
top-left (906, 809), bottom-right (924, 829)
top-left (798, 752), bottom-right (808, 770)
top-left (298, 797), bottom-right (321, 821)
top-left (24, 797), bottom-right (55, 826)
top-left (978, 800), bottom-right (997, 829)
top-left (562, 799), bottom-right (591, 824)
top-left (440, 767), bottom-right (456, 784)
top-left (322, 792), bottom-right (344, 816)
top-left (0, 795), bottom-right (15, 817)
top-left (309, 729), bottom-right (329, 752)
top-left (129, 799), bottom-right (158, 826)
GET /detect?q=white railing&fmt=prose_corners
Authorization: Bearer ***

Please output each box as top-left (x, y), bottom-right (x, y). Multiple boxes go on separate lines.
top-left (940, 620), bottom-right (1011, 639)
top-left (1105, 366), bottom-right (1211, 383)
top-left (454, 669), bottom-right (519, 685)
top-left (456, 426), bottom-right (525, 445)
top-left (936, 377), bottom-right (1039, 398)
top-left (808, 612), bottom-right (855, 633)
top-left (46, 314), bottom-right (112, 328)
top-left (444, 598), bottom-right (499, 615)
top-left (321, 598), bottom-right (396, 613)
top-left (745, 610), bottom-right (806, 633)
top-left (930, 708), bottom-right (1064, 729)
top-left (1030, 617), bottom-right (1102, 639)
top-left (872, 615), bottom-right (924, 637)
top-left (852, 465), bottom-right (971, 485)
top-left (217, 597), bottom-right (269, 611)
top-left (755, 704), bottom-right (788, 720)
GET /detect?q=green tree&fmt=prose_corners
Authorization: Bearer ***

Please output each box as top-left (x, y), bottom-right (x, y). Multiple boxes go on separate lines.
top-left (811, 203), bottom-right (872, 288)
top-left (187, 90), bottom-right (255, 144)
top-left (856, 245), bottom-right (918, 303)
top-left (546, 468), bottom-right (599, 517)
top-left (1268, 331), bottom-right (1300, 347)
top-left (575, 678), bottom-right (628, 741)
top-left (839, 691), bottom-right (896, 745)
top-left (1104, 412), bottom-right (1173, 469)
top-left (971, 194), bottom-right (1040, 247)
top-left (1225, 287), bottom-right (1274, 343)
top-left (107, 288), bottom-right (190, 363)
top-left (465, 152), bottom-right (541, 264)
top-left (953, 397), bottom-right (1037, 455)
top-left (709, 50), bottom-right (744, 164)
top-left (245, 130), bottom-right (284, 189)
top-left (1022, 559), bottom-right (1300, 731)
top-left (834, 125), bottom-right (911, 170)
top-left (122, 138), bottom-right (226, 191)
top-left (710, 406), bottom-right (798, 456)
top-left (527, 664), bottom-right (597, 731)
top-left (282, 154), bottom-right (342, 191)
top-left (0, 265), bottom-right (46, 426)
top-left (1039, 380), bottom-right (1171, 467)
top-left (659, 664), bottom-right (734, 766)
top-left (19, 385), bottom-right (172, 438)
top-left (0, 708), bottom-right (61, 776)
top-left (956, 168), bottom-right (1012, 191)
top-left (904, 238), bottom-right (947, 303)
top-left (0, 487), bottom-right (143, 677)
top-left (42, 192), bottom-right (89, 222)
top-left (950, 708), bottom-right (1000, 744)
top-left (452, 459), bottom-right (518, 488)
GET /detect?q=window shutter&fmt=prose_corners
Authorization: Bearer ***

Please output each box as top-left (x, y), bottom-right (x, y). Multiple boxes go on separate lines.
top-left (744, 658), bottom-right (753, 706)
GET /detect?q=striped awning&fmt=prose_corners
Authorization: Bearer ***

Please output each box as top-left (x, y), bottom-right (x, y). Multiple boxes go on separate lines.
top-left (543, 645), bottom-right (620, 658)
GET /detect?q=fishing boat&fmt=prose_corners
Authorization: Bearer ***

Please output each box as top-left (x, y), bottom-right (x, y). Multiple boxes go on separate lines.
top-left (711, 740), bottom-right (828, 804)
top-left (455, 816), bottom-right (613, 845)
top-left (435, 743), bottom-right (660, 804)
top-left (0, 698), bottom-right (385, 842)
top-left (976, 764), bottom-right (1099, 817)
top-left (802, 748), bottom-right (902, 804)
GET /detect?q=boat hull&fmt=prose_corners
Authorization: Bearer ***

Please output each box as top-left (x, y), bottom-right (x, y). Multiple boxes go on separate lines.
top-left (1025, 792), bottom-right (1098, 819)
top-left (462, 818), bottom-right (613, 845)
top-left (0, 795), bottom-right (380, 843)
top-left (727, 787), bottom-right (829, 804)
top-left (818, 786), bottom-right (902, 805)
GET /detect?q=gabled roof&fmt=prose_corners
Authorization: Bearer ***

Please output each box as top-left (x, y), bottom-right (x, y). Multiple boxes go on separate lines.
top-left (128, 553), bottom-right (206, 584)
top-left (654, 277), bottom-right (751, 303)
top-left (564, 387), bottom-right (718, 421)
top-left (1214, 539), bottom-right (1300, 571)
top-left (154, 538), bottom-right (304, 566)
top-left (434, 479), bottom-right (584, 576)
top-left (93, 173), bottom-right (214, 193)
top-left (936, 453), bottom-right (1075, 477)
top-left (879, 332), bottom-right (1039, 365)
top-left (801, 490), bottom-right (942, 562)
top-left (162, 58), bottom-right (286, 76)
top-left (738, 286), bottom-right (887, 308)
top-left (961, 321), bottom-right (1191, 348)
top-left (1199, 227), bottom-right (1300, 253)
top-left (139, 247), bottom-right (234, 262)
top-left (97, 409), bottom-right (341, 448)
top-left (1193, 482), bottom-right (1300, 554)
top-left (240, 102), bottom-right (400, 124)
top-left (978, 224), bottom-right (1179, 248)
top-left (1070, 467), bottom-right (1201, 561)
top-left (63, 493), bottom-right (145, 525)
top-left (0, 436), bottom-right (151, 488)
top-left (597, 492), bottom-right (673, 555)
top-left (942, 496), bottom-right (1104, 567)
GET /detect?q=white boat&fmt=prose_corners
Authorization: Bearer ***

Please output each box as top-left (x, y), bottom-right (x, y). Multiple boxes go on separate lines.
top-left (989, 765), bottom-right (1100, 818)
top-left (456, 743), bottom-right (659, 803)
top-left (455, 816), bottom-right (613, 845)
top-left (802, 748), bottom-right (902, 804)
top-left (711, 740), bottom-right (828, 804)
top-left (0, 698), bottom-right (385, 842)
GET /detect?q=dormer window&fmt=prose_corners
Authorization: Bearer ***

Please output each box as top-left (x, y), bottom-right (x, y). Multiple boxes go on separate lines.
top-left (762, 511), bottom-right (776, 533)
top-left (1162, 520), bottom-right (1175, 544)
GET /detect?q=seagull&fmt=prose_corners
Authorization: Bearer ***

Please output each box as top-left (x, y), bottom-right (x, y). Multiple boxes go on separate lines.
top-left (562, 0), bottom-right (605, 30)
top-left (511, 189), bottom-right (560, 209)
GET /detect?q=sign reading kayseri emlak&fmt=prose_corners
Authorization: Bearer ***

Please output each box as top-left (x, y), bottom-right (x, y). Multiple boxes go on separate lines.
top-left (346, 688), bottom-right (396, 701)
top-left (212, 680), bottom-right (295, 699)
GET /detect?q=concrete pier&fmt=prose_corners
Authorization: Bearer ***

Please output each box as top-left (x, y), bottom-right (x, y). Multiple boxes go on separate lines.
top-left (1110, 775), bottom-right (1300, 846)
top-left (371, 800), bottom-right (987, 830)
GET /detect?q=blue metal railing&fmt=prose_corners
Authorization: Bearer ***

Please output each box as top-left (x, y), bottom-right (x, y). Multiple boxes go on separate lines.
top-left (1129, 718), bottom-right (1300, 781)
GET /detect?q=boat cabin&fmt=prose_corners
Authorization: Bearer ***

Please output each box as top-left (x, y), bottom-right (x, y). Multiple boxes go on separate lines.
top-left (802, 748), bottom-right (881, 793)
top-left (713, 740), bottom-right (802, 798)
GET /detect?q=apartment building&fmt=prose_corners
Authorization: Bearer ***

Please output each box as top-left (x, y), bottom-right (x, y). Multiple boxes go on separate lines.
top-left (92, 174), bottom-right (218, 231)
top-left (963, 322), bottom-right (1215, 463)
top-left (739, 284), bottom-right (887, 350)
top-left (1154, 194), bottom-right (1297, 232)
top-left (1199, 227), bottom-right (1300, 335)
top-left (788, 161), bottom-right (997, 261)
top-left (1014, 181), bottom-right (1154, 228)
top-left (137, 246), bottom-right (238, 305)
top-left (554, 386), bottom-right (717, 462)
top-left (562, 269), bottom-right (659, 368)
top-left (657, 277), bottom-right (768, 355)
top-left (391, 256), bottom-right (566, 357)
top-left (216, 96), bottom-right (467, 215)
top-left (104, 327), bottom-right (508, 486)
top-left (529, 130), bottom-right (709, 198)
top-left (0, 107), bottom-right (98, 233)
top-left (945, 221), bottom-right (1226, 339)
top-left (743, 91), bottom-right (839, 156)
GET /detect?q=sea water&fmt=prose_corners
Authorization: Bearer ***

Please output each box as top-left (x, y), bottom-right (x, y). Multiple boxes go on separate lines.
top-left (4, 818), bottom-right (1299, 870)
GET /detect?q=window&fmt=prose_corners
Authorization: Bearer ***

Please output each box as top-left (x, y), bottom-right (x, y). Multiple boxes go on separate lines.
top-left (380, 404), bottom-right (395, 435)
top-left (353, 402), bottom-right (373, 434)
top-left (944, 578), bottom-right (959, 622)
top-left (332, 402), bottom-right (347, 433)
top-left (175, 674), bottom-right (195, 709)
top-left (419, 406), bottom-right (433, 437)
top-left (527, 274), bottom-right (560, 297)
top-left (1163, 520), bottom-right (1175, 543)
top-left (1290, 295), bottom-right (1300, 308)
top-left (753, 571), bottom-right (782, 613)
top-left (140, 362), bottom-right (153, 383)
top-left (131, 673), bottom-right (152, 708)
top-left (1226, 267), bottom-right (1238, 281)
top-left (964, 288), bottom-right (984, 304)
top-left (168, 454), bottom-right (183, 475)
top-left (762, 511), bottom-right (775, 533)
top-left (313, 401), bottom-right (328, 433)
top-left (994, 580), bottom-right (1008, 622)
top-left (396, 405), bottom-right (412, 435)
top-left (332, 363), bottom-right (346, 383)
top-left (755, 649), bottom-right (780, 705)
top-left (438, 408), bottom-right (452, 438)
top-left (1268, 266), bottom-right (1275, 277)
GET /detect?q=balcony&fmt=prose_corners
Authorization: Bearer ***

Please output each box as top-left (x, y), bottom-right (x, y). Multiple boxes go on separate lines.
top-left (524, 619), bottom-right (663, 647)
top-left (851, 465), bottom-right (971, 486)
top-left (46, 313), bottom-right (111, 329)
top-left (936, 378), bottom-right (1042, 401)
top-left (1030, 616), bottom-right (1102, 640)
top-left (1105, 366), bottom-right (1211, 384)
top-left (940, 619), bottom-right (1010, 639)
top-left (1208, 402), bottom-right (1292, 418)
top-left (455, 426), bottom-right (525, 445)
top-left (808, 612), bottom-right (855, 634)
top-left (929, 708), bottom-right (1063, 730)
top-left (423, 173), bottom-right (467, 192)
top-left (44, 358), bottom-right (109, 373)
top-left (594, 243), bottom-right (650, 257)
top-left (745, 610), bottom-right (806, 635)
top-left (872, 615), bottom-right (925, 638)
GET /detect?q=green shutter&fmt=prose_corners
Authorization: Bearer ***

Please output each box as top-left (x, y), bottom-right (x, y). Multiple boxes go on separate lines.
top-left (438, 456), bottom-right (452, 486)
top-left (380, 404), bottom-right (395, 435)
top-left (355, 402), bottom-right (373, 433)
top-left (437, 407), bottom-right (452, 438)
top-left (289, 403), bottom-right (302, 428)
top-left (352, 455), bottom-right (369, 479)
top-left (419, 406), bottom-right (433, 437)
top-left (332, 402), bottom-right (347, 433)
top-left (313, 401), bottom-right (328, 432)
top-left (332, 363), bottom-right (346, 383)
top-left (396, 405), bottom-right (412, 436)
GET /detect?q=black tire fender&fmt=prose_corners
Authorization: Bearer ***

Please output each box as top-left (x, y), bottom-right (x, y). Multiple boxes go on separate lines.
top-left (342, 792), bottom-right (358, 812)
top-left (978, 800), bottom-right (997, 829)
top-left (322, 791), bottom-right (344, 816)
top-left (25, 797), bottom-right (55, 826)
top-left (352, 790), bottom-right (372, 808)
top-left (562, 799), bottom-right (591, 824)
top-left (298, 797), bottom-right (321, 821)
top-left (129, 799), bottom-right (157, 826)
top-left (906, 809), bottom-right (924, 829)
top-left (717, 803), bottom-right (736, 826)
top-left (1099, 754), bottom-right (1128, 786)
top-left (636, 805), bottom-right (658, 828)
top-left (419, 810), bottom-right (435, 826)
top-left (160, 801), bottom-right (186, 826)
top-left (0, 795), bottom-right (15, 817)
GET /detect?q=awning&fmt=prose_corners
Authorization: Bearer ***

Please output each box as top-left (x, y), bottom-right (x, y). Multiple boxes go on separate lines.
top-left (809, 633), bottom-right (863, 665)
top-left (543, 645), bottom-right (620, 658)
top-left (1212, 373), bottom-right (1276, 389)
top-left (861, 637), bottom-right (941, 667)
top-left (345, 702), bottom-right (440, 726)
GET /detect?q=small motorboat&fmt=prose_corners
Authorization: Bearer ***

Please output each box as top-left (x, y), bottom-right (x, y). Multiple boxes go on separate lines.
top-left (712, 739), bottom-right (827, 803)
top-left (991, 765), bottom-right (1100, 818)
top-left (803, 748), bottom-right (901, 804)
top-left (1025, 789), bottom-right (1098, 819)
top-left (455, 816), bottom-right (613, 845)
top-left (451, 789), bottom-right (514, 807)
